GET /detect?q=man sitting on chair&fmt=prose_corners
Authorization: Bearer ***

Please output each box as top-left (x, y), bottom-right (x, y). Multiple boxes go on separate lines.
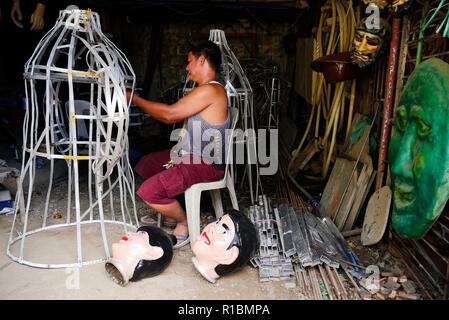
top-left (127, 40), bottom-right (230, 249)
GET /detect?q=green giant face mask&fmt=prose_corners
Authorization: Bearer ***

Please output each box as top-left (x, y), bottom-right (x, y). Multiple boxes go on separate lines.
top-left (389, 58), bottom-right (449, 238)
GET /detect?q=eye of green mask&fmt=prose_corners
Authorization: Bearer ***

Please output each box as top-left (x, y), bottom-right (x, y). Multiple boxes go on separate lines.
top-left (395, 106), bottom-right (407, 132)
top-left (415, 118), bottom-right (431, 137)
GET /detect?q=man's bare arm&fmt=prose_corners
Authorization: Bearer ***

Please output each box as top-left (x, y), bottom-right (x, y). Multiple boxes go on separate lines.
top-left (128, 85), bottom-right (216, 124)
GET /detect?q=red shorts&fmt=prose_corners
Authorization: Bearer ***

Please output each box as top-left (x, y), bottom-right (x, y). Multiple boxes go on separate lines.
top-left (135, 149), bottom-right (224, 205)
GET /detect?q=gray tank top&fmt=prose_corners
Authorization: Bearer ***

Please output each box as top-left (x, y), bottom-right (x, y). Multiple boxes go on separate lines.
top-left (178, 81), bottom-right (230, 171)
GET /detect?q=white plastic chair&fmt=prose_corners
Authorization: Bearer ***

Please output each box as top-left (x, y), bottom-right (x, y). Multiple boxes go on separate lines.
top-left (184, 107), bottom-right (239, 248)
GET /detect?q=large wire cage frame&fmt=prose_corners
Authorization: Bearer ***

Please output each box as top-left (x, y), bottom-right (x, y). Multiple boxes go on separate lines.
top-left (182, 29), bottom-right (262, 204)
top-left (6, 8), bottom-right (140, 268)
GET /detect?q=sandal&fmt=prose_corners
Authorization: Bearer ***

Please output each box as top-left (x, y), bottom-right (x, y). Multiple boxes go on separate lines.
top-left (173, 235), bottom-right (190, 249)
top-left (140, 214), bottom-right (177, 228)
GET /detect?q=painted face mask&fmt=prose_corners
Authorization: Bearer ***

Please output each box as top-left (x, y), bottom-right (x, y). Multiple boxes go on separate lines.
top-left (392, 0), bottom-right (412, 9)
top-left (392, 0), bottom-right (413, 16)
top-left (105, 226), bottom-right (175, 286)
top-left (350, 17), bottom-right (391, 68)
top-left (191, 214), bottom-right (240, 283)
top-left (191, 209), bottom-right (258, 283)
top-left (388, 58), bottom-right (449, 238)
top-left (362, 0), bottom-right (389, 10)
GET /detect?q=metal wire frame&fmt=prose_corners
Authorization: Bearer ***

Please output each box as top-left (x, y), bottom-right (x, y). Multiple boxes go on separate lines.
top-left (240, 60), bottom-right (287, 130)
top-left (6, 8), bottom-right (139, 268)
top-left (209, 29), bottom-right (262, 204)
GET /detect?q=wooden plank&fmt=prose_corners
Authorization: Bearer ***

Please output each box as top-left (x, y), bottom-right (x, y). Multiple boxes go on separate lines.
top-left (398, 292), bottom-right (421, 300)
top-left (342, 228), bottom-right (362, 237)
top-left (319, 157), bottom-right (357, 219)
top-left (289, 139), bottom-right (317, 177)
top-left (308, 267), bottom-right (323, 300)
top-left (325, 264), bottom-right (342, 300)
top-left (348, 169), bottom-right (377, 229)
top-left (334, 168), bottom-right (359, 230)
top-left (343, 155), bottom-right (373, 231)
top-left (343, 267), bottom-right (361, 300)
top-left (294, 264), bottom-right (306, 297)
top-left (333, 267), bottom-right (349, 300)
top-left (303, 268), bottom-right (313, 299)
top-left (318, 264), bottom-right (334, 300)
top-left (330, 113), bottom-right (372, 230)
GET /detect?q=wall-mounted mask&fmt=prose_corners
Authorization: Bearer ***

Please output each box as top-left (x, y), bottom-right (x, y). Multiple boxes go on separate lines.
top-left (350, 17), bottom-right (391, 68)
top-left (191, 209), bottom-right (258, 283)
top-left (392, 0), bottom-right (413, 16)
top-left (389, 58), bottom-right (449, 238)
top-left (392, 0), bottom-right (412, 9)
top-left (362, 0), bottom-right (389, 10)
top-left (105, 226), bottom-right (176, 286)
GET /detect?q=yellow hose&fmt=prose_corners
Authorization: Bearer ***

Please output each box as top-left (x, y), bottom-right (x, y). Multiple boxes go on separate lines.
top-left (338, 82), bottom-right (346, 132)
top-left (323, 89), bottom-right (341, 178)
top-left (288, 0), bottom-right (358, 195)
top-left (326, 0), bottom-right (337, 56)
top-left (321, 82), bottom-right (343, 146)
top-left (320, 84), bottom-right (328, 117)
top-left (345, 79), bottom-right (357, 142)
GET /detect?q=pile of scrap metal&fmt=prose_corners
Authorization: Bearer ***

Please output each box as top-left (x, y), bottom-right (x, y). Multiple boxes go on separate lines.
top-left (248, 195), bottom-right (295, 282)
top-left (249, 195), bottom-right (366, 299)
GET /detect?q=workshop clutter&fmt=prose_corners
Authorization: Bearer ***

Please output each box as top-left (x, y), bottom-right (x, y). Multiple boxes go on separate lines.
top-left (359, 272), bottom-right (421, 300)
top-left (0, 162), bottom-right (20, 215)
top-left (247, 194), bottom-right (424, 300)
top-left (248, 195), bottom-right (365, 299)
top-left (0, 185), bottom-right (12, 213)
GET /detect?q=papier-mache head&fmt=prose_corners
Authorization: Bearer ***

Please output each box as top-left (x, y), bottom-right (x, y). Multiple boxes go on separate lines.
top-left (192, 209), bottom-right (258, 283)
top-left (105, 225), bottom-right (176, 286)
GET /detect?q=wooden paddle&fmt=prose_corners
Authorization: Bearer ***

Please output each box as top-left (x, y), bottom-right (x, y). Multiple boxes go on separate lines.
top-left (361, 185), bottom-right (392, 246)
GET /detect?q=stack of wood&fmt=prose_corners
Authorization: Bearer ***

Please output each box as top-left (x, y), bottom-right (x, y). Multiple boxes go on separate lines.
top-left (359, 272), bottom-right (421, 300)
top-left (319, 113), bottom-right (376, 231)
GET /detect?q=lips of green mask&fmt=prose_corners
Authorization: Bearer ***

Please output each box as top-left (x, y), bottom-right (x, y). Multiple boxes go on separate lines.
top-left (389, 58), bottom-right (449, 238)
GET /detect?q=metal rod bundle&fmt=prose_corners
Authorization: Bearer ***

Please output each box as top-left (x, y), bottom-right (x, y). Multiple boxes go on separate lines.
top-left (6, 8), bottom-right (139, 268)
top-left (249, 192), bottom-right (367, 298)
top-left (249, 195), bottom-right (295, 282)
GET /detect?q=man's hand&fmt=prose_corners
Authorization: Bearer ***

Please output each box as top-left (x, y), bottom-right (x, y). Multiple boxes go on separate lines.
top-left (126, 90), bottom-right (139, 104)
top-left (11, 0), bottom-right (24, 29)
top-left (30, 3), bottom-right (45, 31)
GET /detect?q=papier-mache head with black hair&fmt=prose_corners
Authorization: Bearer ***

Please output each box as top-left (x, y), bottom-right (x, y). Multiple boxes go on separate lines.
top-left (105, 225), bottom-right (176, 286)
top-left (191, 209), bottom-right (258, 283)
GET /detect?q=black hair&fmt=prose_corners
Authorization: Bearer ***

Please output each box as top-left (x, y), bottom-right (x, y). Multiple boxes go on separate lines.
top-left (129, 226), bottom-right (176, 282)
top-left (214, 209), bottom-right (259, 277)
top-left (188, 40), bottom-right (222, 73)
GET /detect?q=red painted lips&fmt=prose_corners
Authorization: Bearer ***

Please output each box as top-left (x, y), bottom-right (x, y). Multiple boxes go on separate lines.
top-left (202, 232), bottom-right (211, 245)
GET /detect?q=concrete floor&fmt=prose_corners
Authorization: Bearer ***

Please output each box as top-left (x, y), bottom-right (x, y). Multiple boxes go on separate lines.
top-left (0, 162), bottom-right (302, 300)
top-left (0, 214), bottom-right (302, 300)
